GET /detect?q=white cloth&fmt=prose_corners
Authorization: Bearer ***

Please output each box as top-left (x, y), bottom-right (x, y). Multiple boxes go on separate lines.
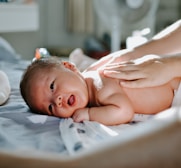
top-left (172, 82), bottom-right (181, 107)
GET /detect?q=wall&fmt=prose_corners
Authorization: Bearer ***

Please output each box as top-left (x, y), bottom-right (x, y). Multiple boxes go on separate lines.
top-left (0, 0), bottom-right (46, 59)
top-left (0, 0), bottom-right (88, 60)
top-left (0, 0), bottom-right (180, 60)
top-left (156, 0), bottom-right (180, 32)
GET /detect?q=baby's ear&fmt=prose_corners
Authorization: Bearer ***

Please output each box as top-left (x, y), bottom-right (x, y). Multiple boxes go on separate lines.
top-left (62, 61), bottom-right (79, 72)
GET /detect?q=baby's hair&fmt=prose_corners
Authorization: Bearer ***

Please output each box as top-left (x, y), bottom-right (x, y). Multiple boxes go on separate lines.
top-left (20, 57), bottom-right (62, 112)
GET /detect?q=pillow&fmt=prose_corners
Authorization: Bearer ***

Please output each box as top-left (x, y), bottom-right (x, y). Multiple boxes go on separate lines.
top-left (0, 37), bottom-right (20, 63)
top-left (0, 70), bottom-right (11, 105)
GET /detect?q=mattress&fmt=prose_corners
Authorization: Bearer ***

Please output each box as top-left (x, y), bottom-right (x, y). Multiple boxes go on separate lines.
top-left (0, 38), bottom-right (180, 168)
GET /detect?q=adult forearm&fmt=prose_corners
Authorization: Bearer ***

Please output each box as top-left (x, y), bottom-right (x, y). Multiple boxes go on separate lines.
top-left (86, 20), bottom-right (181, 70)
top-left (164, 54), bottom-right (181, 79)
top-left (133, 20), bottom-right (181, 58)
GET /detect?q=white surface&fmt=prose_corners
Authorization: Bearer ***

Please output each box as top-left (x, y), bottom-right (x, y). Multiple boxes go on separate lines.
top-left (0, 3), bottom-right (39, 32)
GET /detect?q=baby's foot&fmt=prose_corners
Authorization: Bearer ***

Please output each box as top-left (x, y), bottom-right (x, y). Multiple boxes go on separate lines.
top-left (69, 48), bottom-right (96, 71)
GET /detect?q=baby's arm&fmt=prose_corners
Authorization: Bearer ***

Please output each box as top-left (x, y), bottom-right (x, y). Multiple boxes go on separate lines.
top-left (73, 93), bottom-right (134, 125)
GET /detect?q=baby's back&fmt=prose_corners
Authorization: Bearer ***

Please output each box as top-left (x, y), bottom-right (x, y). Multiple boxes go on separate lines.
top-left (92, 71), bottom-right (180, 115)
top-left (123, 78), bottom-right (180, 114)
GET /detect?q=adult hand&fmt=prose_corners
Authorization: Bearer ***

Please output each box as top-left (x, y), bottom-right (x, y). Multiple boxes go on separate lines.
top-left (103, 55), bottom-right (174, 88)
top-left (85, 49), bottom-right (136, 72)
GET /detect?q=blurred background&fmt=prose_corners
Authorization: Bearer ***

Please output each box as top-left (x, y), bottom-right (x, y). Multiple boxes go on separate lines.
top-left (0, 0), bottom-right (181, 60)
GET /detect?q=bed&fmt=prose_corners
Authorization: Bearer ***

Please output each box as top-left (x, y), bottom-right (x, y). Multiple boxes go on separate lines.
top-left (0, 37), bottom-right (180, 168)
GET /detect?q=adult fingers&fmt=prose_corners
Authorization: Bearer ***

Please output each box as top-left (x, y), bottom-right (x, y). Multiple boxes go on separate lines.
top-left (120, 79), bottom-right (151, 88)
top-left (103, 69), bottom-right (145, 80)
top-left (104, 62), bottom-right (142, 72)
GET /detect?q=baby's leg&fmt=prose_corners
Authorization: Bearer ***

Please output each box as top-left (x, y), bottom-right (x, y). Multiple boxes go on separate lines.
top-left (0, 71), bottom-right (11, 105)
top-left (69, 48), bottom-right (97, 71)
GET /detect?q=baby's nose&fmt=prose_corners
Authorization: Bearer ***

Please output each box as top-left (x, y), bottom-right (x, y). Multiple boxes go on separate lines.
top-left (55, 95), bottom-right (62, 107)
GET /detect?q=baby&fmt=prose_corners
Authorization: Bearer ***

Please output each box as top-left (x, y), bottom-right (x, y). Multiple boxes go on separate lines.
top-left (20, 57), bottom-right (180, 125)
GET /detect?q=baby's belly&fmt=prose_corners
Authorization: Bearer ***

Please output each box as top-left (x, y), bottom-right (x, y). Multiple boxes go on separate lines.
top-left (124, 84), bottom-right (174, 114)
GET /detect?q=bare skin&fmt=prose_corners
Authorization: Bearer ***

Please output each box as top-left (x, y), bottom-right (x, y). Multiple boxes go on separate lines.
top-left (73, 70), bottom-right (179, 125)
top-left (27, 61), bottom-right (180, 126)
top-left (85, 20), bottom-right (181, 88)
top-left (103, 54), bottom-right (181, 88)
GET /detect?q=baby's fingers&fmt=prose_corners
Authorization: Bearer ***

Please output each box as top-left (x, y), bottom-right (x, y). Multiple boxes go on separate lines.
top-left (72, 113), bottom-right (82, 123)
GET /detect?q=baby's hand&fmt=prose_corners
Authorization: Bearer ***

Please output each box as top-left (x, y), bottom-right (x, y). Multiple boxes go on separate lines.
top-left (72, 108), bottom-right (89, 122)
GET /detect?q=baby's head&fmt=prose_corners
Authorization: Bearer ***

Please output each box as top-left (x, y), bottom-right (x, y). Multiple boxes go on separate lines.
top-left (20, 57), bottom-right (89, 118)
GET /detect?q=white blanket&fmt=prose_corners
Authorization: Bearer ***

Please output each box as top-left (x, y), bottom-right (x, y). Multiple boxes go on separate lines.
top-left (59, 82), bottom-right (181, 155)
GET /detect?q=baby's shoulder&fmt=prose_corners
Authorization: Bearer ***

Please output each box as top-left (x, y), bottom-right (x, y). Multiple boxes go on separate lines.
top-left (83, 71), bottom-right (103, 91)
top-left (83, 70), bottom-right (125, 100)
top-left (97, 74), bottom-right (125, 101)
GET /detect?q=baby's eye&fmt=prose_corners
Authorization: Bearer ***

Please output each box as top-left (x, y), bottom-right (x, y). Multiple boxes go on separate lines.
top-left (50, 81), bottom-right (54, 91)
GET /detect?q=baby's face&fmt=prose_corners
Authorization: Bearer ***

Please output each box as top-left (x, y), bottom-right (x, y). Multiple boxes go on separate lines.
top-left (28, 62), bottom-right (89, 118)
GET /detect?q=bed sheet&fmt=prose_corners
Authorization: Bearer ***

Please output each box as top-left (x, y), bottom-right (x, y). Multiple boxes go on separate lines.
top-left (0, 60), bottom-right (180, 168)
top-left (0, 37), bottom-right (180, 167)
top-left (0, 60), bottom-right (154, 156)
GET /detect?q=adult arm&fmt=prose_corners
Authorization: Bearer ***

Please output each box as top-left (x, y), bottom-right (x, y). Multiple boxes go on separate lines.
top-left (85, 19), bottom-right (181, 72)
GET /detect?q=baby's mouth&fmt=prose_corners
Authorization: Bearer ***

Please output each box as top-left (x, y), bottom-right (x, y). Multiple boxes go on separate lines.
top-left (67, 95), bottom-right (75, 106)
